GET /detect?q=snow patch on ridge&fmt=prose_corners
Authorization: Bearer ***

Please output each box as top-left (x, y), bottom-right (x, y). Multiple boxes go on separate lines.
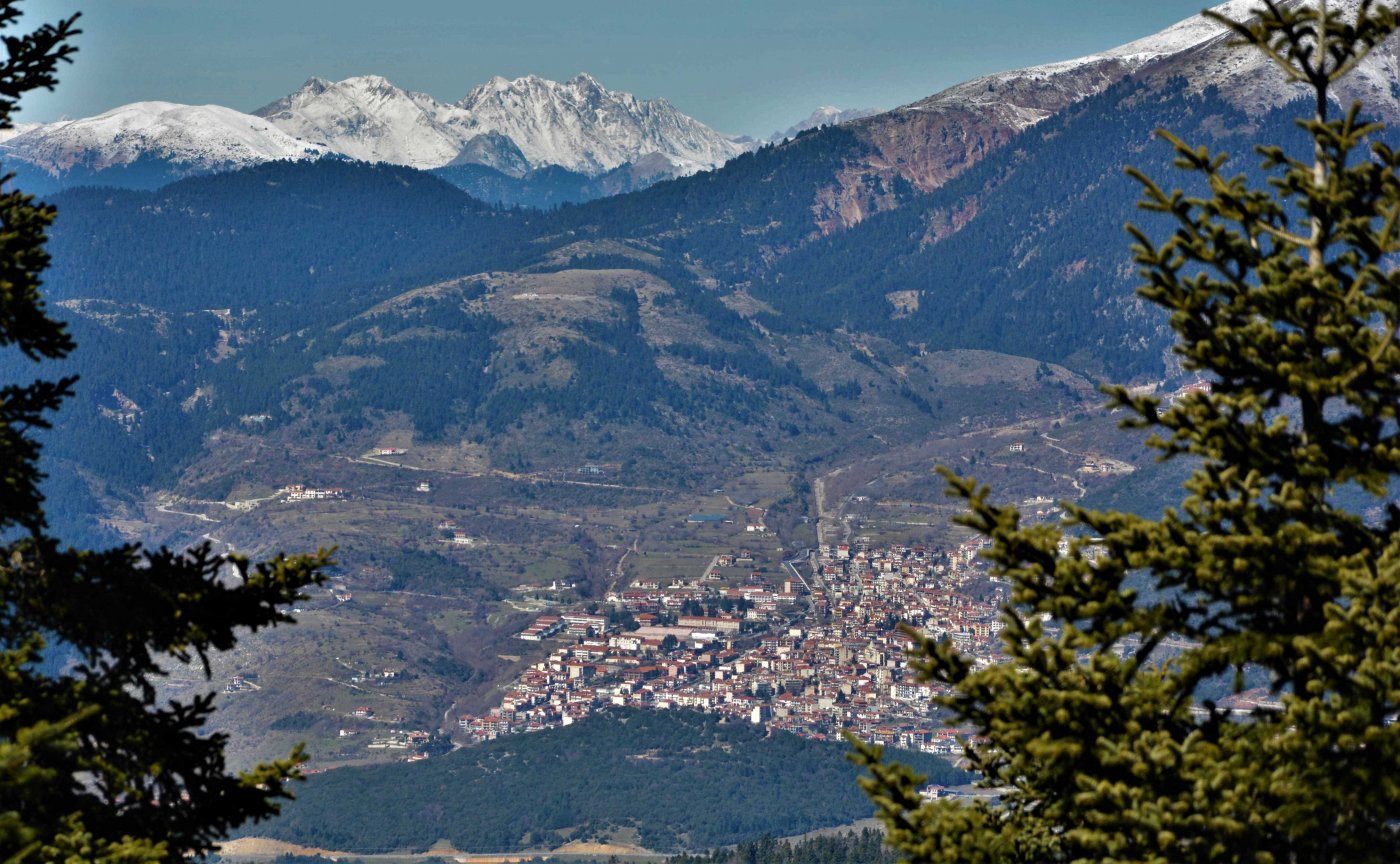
top-left (899, 0), bottom-right (1398, 138)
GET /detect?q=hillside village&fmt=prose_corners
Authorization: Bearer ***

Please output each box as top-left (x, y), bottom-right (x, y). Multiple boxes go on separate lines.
top-left (197, 432), bottom-right (1159, 767)
top-left (457, 536), bottom-right (1014, 753)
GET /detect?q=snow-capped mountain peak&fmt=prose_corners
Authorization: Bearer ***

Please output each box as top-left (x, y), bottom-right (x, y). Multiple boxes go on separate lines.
top-left (1093, 0), bottom-right (1256, 62)
top-left (772, 106), bottom-right (882, 142)
top-left (0, 101), bottom-right (325, 177)
top-left (248, 72), bottom-right (748, 177)
top-left (1131, 0), bottom-right (1397, 119)
top-left (450, 72), bottom-right (745, 175)
top-left (253, 75), bottom-right (466, 169)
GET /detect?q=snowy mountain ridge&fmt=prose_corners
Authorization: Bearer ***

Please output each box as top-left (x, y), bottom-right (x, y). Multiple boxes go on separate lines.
top-left (253, 72), bottom-right (749, 176)
top-left (771, 106), bottom-right (881, 143)
top-left (0, 72), bottom-right (751, 189)
top-left (900, 0), bottom-right (1396, 142)
top-left (5, 0), bottom-right (1392, 201)
top-left (0, 102), bottom-right (327, 179)
top-left (252, 75), bottom-right (469, 170)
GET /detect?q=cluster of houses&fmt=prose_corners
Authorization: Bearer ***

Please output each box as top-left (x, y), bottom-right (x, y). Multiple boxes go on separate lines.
top-left (434, 518), bottom-right (479, 547)
top-left (223, 674), bottom-right (258, 694)
top-left (281, 484), bottom-right (347, 502)
top-left (517, 612), bottom-right (607, 642)
top-left (366, 729), bottom-right (431, 751)
top-left (335, 723), bottom-right (434, 760)
top-left (1166, 378), bottom-right (1212, 404)
top-left (459, 539), bottom-right (1008, 753)
top-left (100, 388), bottom-right (142, 430)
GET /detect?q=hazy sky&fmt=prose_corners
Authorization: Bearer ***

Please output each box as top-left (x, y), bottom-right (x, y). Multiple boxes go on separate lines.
top-left (15, 0), bottom-right (1215, 138)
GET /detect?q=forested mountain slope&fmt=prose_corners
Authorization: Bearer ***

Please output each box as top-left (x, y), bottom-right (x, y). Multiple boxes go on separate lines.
top-left (752, 82), bottom-right (1303, 378)
top-left (531, 82), bottom-right (1338, 379)
top-left (44, 160), bottom-right (533, 319)
top-left (242, 708), bottom-right (969, 853)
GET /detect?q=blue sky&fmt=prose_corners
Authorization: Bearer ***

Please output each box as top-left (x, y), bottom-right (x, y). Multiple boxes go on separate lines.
top-left (16, 0), bottom-right (1213, 138)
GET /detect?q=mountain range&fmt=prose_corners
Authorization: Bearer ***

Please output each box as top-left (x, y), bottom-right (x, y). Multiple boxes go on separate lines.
top-left (0, 72), bottom-right (810, 197)
top-left (12, 0), bottom-right (1395, 208)
top-left (252, 71), bottom-right (750, 176)
top-left (15, 0), bottom-right (1400, 788)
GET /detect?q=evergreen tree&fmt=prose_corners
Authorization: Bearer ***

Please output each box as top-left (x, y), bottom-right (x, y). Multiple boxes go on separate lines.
top-left (0, 5), bottom-right (328, 861)
top-left (853, 2), bottom-right (1400, 862)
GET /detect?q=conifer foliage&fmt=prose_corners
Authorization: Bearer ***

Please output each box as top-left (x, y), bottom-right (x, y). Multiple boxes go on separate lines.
top-left (853, 2), bottom-right (1400, 862)
top-left (0, 5), bottom-right (328, 861)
